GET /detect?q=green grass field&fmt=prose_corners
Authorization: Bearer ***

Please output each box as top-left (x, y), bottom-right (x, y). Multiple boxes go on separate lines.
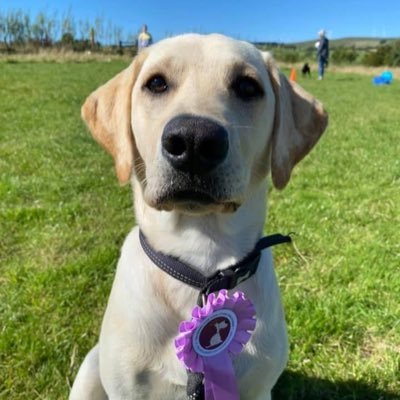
top-left (0, 60), bottom-right (399, 399)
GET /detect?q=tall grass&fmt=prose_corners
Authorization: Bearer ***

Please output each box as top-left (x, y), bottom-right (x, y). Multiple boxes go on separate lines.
top-left (0, 62), bottom-right (399, 399)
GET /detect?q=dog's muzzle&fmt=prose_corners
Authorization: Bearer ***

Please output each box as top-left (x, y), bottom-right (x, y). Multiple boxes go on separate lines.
top-left (153, 114), bottom-right (236, 211)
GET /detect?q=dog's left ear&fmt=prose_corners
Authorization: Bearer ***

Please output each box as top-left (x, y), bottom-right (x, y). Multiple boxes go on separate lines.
top-left (261, 52), bottom-right (328, 189)
top-left (81, 53), bottom-right (146, 184)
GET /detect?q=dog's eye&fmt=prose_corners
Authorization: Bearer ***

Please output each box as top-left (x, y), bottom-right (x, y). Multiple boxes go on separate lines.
top-left (232, 76), bottom-right (264, 101)
top-left (145, 75), bottom-right (168, 94)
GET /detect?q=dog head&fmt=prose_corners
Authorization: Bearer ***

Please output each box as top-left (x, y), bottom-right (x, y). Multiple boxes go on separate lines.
top-left (82, 34), bottom-right (327, 215)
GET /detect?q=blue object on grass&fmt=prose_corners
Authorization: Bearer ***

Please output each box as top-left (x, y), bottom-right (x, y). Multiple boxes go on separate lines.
top-left (373, 70), bottom-right (393, 85)
top-left (381, 71), bottom-right (393, 83)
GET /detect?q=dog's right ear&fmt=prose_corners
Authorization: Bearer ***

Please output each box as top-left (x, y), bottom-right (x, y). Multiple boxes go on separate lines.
top-left (261, 52), bottom-right (328, 189)
top-left (81, 53), bottom-right (146, 184)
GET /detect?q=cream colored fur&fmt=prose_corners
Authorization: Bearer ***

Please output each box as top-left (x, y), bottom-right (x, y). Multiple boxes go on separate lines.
top-left (69, 34), bottom-right (328, 400)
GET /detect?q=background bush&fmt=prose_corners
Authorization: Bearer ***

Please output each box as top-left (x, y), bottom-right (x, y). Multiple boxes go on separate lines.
top-left (331, 47), bottom-right (358, 64)
top-left (362, 40), bottom-right (400, 66)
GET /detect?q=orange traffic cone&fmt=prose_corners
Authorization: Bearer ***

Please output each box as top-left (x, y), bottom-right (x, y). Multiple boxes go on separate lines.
top-left (289, 68), bottom-right (297, 82)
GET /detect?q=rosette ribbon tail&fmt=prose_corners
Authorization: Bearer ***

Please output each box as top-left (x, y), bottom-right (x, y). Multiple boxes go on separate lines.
top-left (203, 352), bottom-right (239, 400)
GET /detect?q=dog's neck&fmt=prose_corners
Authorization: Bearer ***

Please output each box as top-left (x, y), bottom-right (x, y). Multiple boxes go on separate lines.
top-left (133, 179), bottom-right (268, 276)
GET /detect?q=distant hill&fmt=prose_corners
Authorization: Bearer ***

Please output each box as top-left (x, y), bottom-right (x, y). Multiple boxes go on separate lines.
top-left (254, 37), bottom-right (399, 50)
top-left (253, 37), bottom-right (400, 67)
top-left (291, 37), bottom-right (399, 49)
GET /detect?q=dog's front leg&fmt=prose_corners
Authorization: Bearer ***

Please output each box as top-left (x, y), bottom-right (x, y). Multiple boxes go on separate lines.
top-left (69, 344), bottom-right (107, 400)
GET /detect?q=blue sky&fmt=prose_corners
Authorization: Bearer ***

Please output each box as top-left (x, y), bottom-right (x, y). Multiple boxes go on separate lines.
top-left (3, 0), bottom-right (400, 43)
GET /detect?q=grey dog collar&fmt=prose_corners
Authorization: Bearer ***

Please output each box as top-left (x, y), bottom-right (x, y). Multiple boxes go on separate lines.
top-left (139, 229), bottom-right (291, 305)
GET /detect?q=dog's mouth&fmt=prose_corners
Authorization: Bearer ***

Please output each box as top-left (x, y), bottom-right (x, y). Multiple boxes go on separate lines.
top-left (152, 188), bottom-right (240, 214)
top-left (143, 165), bottom-right (243, 214)
top-left (156, 189), bottom-right (218, 209)
top-left (170, 190), bottom-right (216, 204)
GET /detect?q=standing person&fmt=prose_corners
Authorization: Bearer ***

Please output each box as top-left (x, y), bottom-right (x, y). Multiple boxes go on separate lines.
top-left (138, 24), bottom-right (153, 52)
top-left (316, 29), bottom-right (329, 80)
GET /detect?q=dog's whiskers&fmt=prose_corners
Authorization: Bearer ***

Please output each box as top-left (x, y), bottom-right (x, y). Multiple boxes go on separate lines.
top-left (228, 124), bottom-right (253, 129)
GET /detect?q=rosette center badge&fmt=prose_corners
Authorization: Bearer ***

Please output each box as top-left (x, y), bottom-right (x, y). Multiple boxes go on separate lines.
top-left (193, 309), bottom-right (237, 357)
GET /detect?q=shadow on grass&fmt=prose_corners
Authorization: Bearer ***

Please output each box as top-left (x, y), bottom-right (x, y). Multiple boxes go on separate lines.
top-left (273, 370), bottom-right (398, 400)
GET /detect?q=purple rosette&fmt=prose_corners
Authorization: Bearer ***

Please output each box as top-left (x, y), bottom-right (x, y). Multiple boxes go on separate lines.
top-left (175, 289), bottom-right (256, 400)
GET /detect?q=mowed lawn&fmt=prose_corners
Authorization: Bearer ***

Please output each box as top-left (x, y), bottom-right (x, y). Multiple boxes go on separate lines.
top-left (0, 60), bottom-right (399, 399)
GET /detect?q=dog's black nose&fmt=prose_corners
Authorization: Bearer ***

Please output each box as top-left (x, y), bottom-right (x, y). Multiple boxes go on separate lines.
top-left (162, 115), bottom-right (229, 175)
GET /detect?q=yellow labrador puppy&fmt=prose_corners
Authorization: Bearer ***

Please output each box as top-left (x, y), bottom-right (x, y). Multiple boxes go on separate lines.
top-left (70, 34), bottom-right (327, 400)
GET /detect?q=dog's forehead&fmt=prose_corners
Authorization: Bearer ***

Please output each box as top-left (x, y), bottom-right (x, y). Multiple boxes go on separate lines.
top-left (143, 34), bottom-right (265, 73)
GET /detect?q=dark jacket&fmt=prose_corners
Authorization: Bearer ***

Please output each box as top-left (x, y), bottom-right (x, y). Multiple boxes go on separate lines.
top-left (318, 37), bottom-right (329, 61)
